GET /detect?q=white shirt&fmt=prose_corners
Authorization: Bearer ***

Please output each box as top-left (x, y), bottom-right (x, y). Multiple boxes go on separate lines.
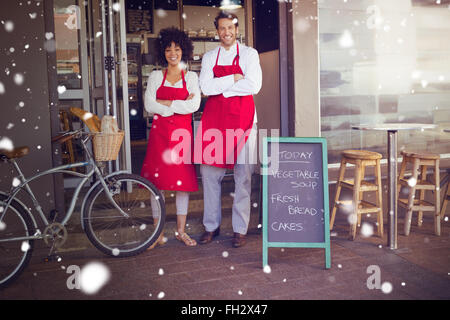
top-left (199, 41), bottom-right (262, 123)
top-left (144, 70), bottom-right (201, 117)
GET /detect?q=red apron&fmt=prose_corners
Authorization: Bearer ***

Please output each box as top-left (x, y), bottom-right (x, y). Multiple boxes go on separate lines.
top-left (141, 70), bottom-right (198, 192)
top-left (195, 43), bottom-right (255, 169)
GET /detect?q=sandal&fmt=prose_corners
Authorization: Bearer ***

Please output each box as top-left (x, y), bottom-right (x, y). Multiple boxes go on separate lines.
top-left (147, 232), bottom-right (165, 251)
top-left (176, 232), bottom-right (197, 247)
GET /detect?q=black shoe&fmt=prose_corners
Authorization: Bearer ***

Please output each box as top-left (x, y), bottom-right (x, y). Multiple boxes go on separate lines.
top-left (232, 233), bottom-right (246, 248)
top-left (199, 227), bottom-right (220, 245)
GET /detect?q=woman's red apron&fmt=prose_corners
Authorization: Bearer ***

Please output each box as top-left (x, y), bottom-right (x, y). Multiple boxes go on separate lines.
top-left (195, 43), bottom-right (255, 169)
top-left (141, 70), bottom-right (198, 192)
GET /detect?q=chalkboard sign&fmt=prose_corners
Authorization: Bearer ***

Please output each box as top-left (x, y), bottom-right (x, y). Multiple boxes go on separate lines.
top-left (262, 137), bottom-right (331, 269)
top-left (126, 0), bottom-right (153, 33)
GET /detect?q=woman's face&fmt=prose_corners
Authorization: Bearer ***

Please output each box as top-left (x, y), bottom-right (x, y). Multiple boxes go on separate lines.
top-left (165, 42), bottom-right (182, 67)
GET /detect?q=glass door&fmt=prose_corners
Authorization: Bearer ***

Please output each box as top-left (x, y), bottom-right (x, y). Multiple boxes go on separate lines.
top-left (86, 0), bottom-right (132, 173)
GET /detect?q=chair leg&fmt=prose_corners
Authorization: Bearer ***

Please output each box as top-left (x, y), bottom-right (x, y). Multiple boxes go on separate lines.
top-left (330, 158), bottom-right (346, 230)
top-left (357, 164), bottom-right (365, 228)
top-left (375, 159), bottom-right (383, 237)
top-left (434, 160), bottom-right (441, 236)
top-left (398, 157), bottom-right (408, 201)
top-left (404, 158), bottom-right (419, 236)
top-left (418, 165), bottom-right (427, 227)
top-left (350, 161), bottom-right (362, 240)
top-left (441, 182), bottom-right (449, 219)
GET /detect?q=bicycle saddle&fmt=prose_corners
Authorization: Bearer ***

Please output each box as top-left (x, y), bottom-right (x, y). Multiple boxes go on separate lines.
top-left (0, 146), bottom-right (29, 159)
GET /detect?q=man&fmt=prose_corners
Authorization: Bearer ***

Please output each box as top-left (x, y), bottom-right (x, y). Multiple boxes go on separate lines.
top-left (196, 11), bottom-right (262, 248)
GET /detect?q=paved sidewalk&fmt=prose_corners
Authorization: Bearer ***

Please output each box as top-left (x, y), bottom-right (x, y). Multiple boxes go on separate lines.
top-left (1, 209), bottom-right (449, 300)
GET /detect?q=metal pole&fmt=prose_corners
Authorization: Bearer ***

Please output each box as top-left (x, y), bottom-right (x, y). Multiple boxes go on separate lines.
top-left (387, 130), bottom-right (398, 249)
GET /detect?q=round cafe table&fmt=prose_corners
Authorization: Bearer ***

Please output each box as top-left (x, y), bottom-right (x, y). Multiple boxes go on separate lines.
top-left (352, 123), bottom-right (437, 249)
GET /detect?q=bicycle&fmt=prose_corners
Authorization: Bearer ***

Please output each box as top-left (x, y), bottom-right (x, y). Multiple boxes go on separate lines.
top-left (0, 129), bottom-right (165, 288)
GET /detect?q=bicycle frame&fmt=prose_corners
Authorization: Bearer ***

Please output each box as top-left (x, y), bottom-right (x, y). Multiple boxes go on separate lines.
top-left (0, 132), bottom-right (131, 243)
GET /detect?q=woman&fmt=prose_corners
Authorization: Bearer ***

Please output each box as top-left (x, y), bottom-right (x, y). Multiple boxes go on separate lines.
top-left (141, 27), bottom-right (201, 247)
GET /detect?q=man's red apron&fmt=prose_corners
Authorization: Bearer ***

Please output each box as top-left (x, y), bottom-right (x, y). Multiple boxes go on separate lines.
top-left (195, 43), bottom-right (255, 169)
top-left (141, 70), bottom-right (198, 192)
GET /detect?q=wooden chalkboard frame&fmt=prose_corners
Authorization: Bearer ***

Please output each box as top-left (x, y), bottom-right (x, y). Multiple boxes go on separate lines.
top-left (262, 137), bottom-right (331, 269)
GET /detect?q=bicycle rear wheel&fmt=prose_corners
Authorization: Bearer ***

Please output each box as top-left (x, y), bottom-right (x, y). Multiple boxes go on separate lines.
top-left (0, 194), bottom-right (35, 288)
top-left (83, 173), bottom-right (165, 257)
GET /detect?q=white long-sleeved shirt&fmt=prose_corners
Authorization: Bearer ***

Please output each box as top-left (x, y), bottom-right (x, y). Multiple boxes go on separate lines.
top-left (144, 70), bottom-right (201, 117)
top-left (199, 41), bottom-right (262, 123)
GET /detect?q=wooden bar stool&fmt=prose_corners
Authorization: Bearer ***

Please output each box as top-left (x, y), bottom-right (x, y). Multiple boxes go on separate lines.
top-left (398, 151), bottom-right (441, 236)
top-left (441, 176), bottom-right (449, 219)
top-left (330, 150), bottom-right (384, 240)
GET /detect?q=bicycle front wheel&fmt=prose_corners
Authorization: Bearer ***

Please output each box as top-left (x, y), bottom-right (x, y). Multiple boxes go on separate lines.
top-left (83, 174), bottom-right (165, 257)
top-left (0, 195), bottom-right (35, 289)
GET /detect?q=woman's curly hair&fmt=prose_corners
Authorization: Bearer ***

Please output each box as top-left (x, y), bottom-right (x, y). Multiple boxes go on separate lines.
top-left (156, 27), bottom-right (193, 67)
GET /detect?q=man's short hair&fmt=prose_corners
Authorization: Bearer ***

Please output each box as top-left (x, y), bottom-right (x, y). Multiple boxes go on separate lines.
top-left (214, 11), bottom-right (239, 29)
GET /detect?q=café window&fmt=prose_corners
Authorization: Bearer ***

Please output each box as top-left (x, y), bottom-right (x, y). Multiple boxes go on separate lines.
top-left (319, 0), bottom-right (450, 164)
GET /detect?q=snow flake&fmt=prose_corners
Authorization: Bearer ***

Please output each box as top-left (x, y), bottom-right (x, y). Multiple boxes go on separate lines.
top-left (21, 241), bottom-right (30, 252)
top-left (263, 265), bottom-right (271, 274)
top-left (12, 177), bottom-right (20, 188)
top-left (37, 145), bottom-right (42, 150)
top-left (361, 223), bottom-right (374, 238)
top-left (57, 85), bottom-right (67, 94)
top-left (4, 21), bottom-right (14, 32)
top-left (0, 82), bottom-right (5, 94)
top-left (9, 47), bottom-right (15, 53)
top-left (96, 31), bottom-right (102, 38)
top-left (45, 32), bottom-right (54, 40)
top-left (347, 213), bottom-right (357, 225)
top-left (18, 101), bottom-right (25, 108)
top-left (0, 137), bottom-right (14, 151)
top-left (252, 202), bottom-right (258, 208)
top-left (14, 73), bottom-right (24, 85)
top-left (130, 108), bottom-right (137, 116)
top-left (222, 251), bottom-right (229, 258)
top-left (337, 264), bottom-right (342, 269)
top-left (157, 291), bottom-right (165, 299)
top-left (237, 290), bottom-right (243, 295)
top-left (29, 12), bottom-right (37, 19)
top-left (339, 30), bottom-right (354, 48)
top-left (156, 9), bottom-right (167, 18)
top-left (407, 177), bottom-right (417, 187)
top-left (112, 248), bottom-right (120, 256)
top-left (401, 282), bottom-right (406, 286)
top-left (257, 224), bottom-right (262, 229)
top-left (112, 2), bottom-right (121, 12)
top-left (79, 262), bottom-right (110, 295)
top-left (381, 281), bottom-right (393, 294)
top-left (24, 44), bottom-right (29, 49)
top-left (176, 180), bottom-right (182, 186)
top-left (182, 13), bottom-right (187, 20)
top-left (158, 268), bottom-right (164, 276)
top-left (444, 216), bottom-right (448, 222)
top-left (0, 220), bottom-right (6, 231)
top-left (230, 266), bottom-right (235, 270)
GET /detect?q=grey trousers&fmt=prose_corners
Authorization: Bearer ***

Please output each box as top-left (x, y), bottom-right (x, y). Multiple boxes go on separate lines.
top-left (200, 124), bottom-right (257, 235)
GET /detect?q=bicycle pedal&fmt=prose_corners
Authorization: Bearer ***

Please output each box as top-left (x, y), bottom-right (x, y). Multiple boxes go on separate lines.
top-left (44, 254), bottom-right (62, 263)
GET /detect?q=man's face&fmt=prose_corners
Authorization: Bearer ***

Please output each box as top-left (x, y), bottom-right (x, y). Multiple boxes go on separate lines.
top-left (217, 18), bottom-right (238, 49)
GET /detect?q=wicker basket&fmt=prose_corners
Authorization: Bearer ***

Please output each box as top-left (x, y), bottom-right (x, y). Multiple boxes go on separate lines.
top-left (92, 130), bottom-right (125, 161)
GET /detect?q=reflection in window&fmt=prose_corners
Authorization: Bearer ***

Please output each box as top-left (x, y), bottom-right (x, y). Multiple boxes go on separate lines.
top-left (54, 0), bottom-right (81, 89)
top-left (319, 0), bottom-right (450, 164)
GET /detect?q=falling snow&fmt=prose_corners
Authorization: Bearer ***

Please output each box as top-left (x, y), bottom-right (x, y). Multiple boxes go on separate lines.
top-left (361, 223), bottom-right (374, 238)
top-left (381, 282), bottom-right (393, 294)
top-left (0, 137), bottom-right (14, 151)
top-left (21, 241), bottom-right (30, 252)
top-left (79, 262), bottom-right (110, 295)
